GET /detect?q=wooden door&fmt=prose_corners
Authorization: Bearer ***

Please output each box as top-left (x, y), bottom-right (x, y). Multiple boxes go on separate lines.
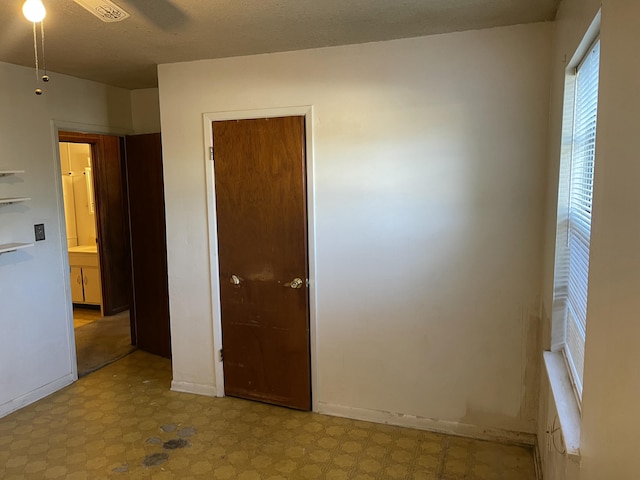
top-left (124, 133), bottom-right (172, 358)
top-left (59, 132), bottom-right (131, 316)
top-left (213, 116), bottom-right (311, 411)
top-left (93, 135), bottom-right (131, 315)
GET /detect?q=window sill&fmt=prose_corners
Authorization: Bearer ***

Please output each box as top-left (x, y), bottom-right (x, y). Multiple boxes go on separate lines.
top-left (543, 351), bottom-right (581, 460)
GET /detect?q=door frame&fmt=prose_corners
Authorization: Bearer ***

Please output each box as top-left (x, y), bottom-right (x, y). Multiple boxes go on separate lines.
top-left (202, 107), bottom-right (318, 410)
top-left (49, 120), bottom-right (132, 380)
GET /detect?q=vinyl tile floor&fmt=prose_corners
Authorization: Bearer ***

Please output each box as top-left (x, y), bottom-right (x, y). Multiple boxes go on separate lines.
top-left (0, 351), bottom-right (536, 479)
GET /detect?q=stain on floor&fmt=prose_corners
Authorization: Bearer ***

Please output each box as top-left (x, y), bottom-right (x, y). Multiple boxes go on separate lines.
top-left (160, 423), bottom-right (177, 433)
top-left (178, 426), bottom-right (197, 437)
top-left (0, 351), bottom-right (536, 479)
top-left (145, 436), bottom-right (162, 445)
top-left (111, 463), bottom-right (129, 473)
top-left (162, 438), bottom-right (190, 450)
top-left (142, 452), bottom-right (169, 467)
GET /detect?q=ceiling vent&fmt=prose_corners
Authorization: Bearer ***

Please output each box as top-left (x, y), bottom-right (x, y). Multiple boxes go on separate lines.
top-left (73, 0), bottom-right (130, 22)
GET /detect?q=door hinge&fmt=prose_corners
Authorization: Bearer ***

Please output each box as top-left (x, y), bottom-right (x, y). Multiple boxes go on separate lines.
top-left (218, 348), bottom-right (223, 362)
top-left (209, 146), bottom-right (214, 161)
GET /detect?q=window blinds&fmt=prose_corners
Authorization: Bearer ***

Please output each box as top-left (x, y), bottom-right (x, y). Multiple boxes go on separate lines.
top-left (565, 40), bottom-right (600, 397)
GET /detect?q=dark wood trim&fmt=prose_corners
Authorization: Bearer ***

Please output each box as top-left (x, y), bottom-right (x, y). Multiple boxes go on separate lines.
top-left (59, 131), bottom-right (101, 144)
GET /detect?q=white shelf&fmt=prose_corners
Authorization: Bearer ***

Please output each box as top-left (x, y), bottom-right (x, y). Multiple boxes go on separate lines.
top-left (0, 197), bottom-right (30, 205)
top-left (0, 170), bottom-right (25, 177)
top-left (0, 243), bottom-right (34, 255)
top-left (0, 171), bottom-right (30, 256)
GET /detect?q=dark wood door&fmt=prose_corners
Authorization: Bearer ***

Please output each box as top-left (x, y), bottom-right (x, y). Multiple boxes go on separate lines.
top-left (124, 133), bottom-right (172, 358)
top-left (213, 116), bottom-right (311, 411)
top-left (59, 132), bottom-right (131, 316)
top-left (93, 135), bottom-right (131, 315)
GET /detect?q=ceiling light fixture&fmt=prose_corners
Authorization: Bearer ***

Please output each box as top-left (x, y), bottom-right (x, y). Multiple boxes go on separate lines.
top-left (22, 0), bottom-right (46, 22)
top-left (22, 0), bottom-right (49, 95)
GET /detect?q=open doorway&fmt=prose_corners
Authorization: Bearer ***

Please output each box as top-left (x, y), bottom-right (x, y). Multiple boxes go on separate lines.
top-left (58, 132), bottom-right (134, 376)
top-left (56, 129), bottom-right (172, 377)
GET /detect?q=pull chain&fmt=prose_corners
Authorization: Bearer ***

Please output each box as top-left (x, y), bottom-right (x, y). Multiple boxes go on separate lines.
top-left (31, 19), bottom-right (49, 95)
top-left (32, 22), bottom-right (42, 95)
top-left (40, 20), bottom-right (49, 83)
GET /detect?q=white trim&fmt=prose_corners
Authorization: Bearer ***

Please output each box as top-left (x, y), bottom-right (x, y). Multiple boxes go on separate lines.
top-left (53, 119), bottom-right (133, 137)
top-left (544, 351), bottom-right (581, 459)
top-left (0, 373), bottom-right (75, 418)
top-left (202, 113), bottom-right (224, 397)
top-left (202, 106), bottom-right (318, 408)
top-left (51, 120), bottom-right (79, 381)
top-left (50, 120), bottom-right (134, 383)
top-left (566, 10), bottom-right (602, 70)
top-left (316, 402), bottom-right (536, 447)
top-left (171, 380), bottom-right (218, 397)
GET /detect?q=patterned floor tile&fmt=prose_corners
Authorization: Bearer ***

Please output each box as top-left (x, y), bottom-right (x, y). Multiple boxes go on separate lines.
top-left (0, 351), bottom-right (536, 479)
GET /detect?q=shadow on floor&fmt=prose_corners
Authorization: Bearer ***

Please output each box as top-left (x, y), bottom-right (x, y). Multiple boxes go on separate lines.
top-left (74, 308), bottom-right (135, 377)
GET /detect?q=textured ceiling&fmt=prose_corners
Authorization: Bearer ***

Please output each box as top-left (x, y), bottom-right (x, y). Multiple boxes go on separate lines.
top-left (0, 0), bottom-right (559, 89)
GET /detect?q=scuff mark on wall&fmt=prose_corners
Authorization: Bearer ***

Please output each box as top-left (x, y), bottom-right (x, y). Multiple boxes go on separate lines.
top-left (457, 300), bottom-right (542, 434)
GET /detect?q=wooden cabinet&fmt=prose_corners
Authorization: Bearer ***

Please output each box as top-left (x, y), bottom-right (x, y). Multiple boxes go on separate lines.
top-left (70, 266), bottom-right (101, 304)
top-left (69, 246), bottom-right (102, 308)
top-left (70, 266), bottom-right (84, 303)
top-left (81, 267), bottom-right (101, 304)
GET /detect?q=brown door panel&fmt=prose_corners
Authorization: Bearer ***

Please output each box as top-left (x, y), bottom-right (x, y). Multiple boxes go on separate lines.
top-left (125, 133), bottom-right (172, 358)
top-left (222, 298), bottom-right (310, 407)
top-left (213, 116), bottom-right (311, 410)
top-left (94, 135), bottom-right (131, 315)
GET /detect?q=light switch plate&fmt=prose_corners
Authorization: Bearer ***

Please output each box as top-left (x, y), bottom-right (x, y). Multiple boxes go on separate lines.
top-left (34, 224), bottom-right (45, 241)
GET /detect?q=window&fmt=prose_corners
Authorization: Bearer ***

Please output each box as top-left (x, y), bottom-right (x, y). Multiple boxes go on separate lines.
top-left (553, 39), bottom-right (600, 400)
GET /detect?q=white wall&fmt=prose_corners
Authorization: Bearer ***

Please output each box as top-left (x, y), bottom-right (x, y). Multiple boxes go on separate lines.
top-left (0, 61), bottom-right (132, 416)
top-left (131, 88), bottom-right (161, 134)
top-left (581, 0), bottom-right (640, 477)
top-left (159, 23), bottom-right (552, 438)
top-left (539, 0), bottom-right (640, 478)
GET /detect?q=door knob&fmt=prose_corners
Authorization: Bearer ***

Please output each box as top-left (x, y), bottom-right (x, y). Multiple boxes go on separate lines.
top-left (286, 278), bottom-right (304, 289)
top-left (230, 274), bottom-right (241, 285)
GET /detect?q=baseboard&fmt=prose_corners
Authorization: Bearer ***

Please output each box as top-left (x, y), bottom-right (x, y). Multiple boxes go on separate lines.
top-left (0, 373), bottom-right (75, 419)
top-left (316, 402), bottom-right (536, 447)
top-left (171, 380), bottom-right (218, 397)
